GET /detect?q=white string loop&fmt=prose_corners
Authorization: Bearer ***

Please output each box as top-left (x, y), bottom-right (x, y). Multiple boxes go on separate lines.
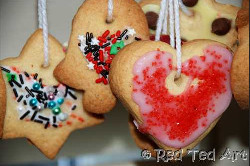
top-left (162, 0), bottom-right (169, 35)
top-left (38, 0), bottom-right (49, 67)
top-left (155, 0), bottom-right (167, 41)
top-left (169, 0), bottom-right (175, 48)
top-left (107, 0), bottom-right (114, 23)
top-left (179, 0), bottom-right (193, 16)
top-left (174, 0), bottom-right (182, 78)
top-left (155, 0), bottom-right (190, 79)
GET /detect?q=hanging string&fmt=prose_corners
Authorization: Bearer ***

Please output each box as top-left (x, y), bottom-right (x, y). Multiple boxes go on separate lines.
top-left (155, 0), bottom-right (191, 79)
top-left (168, 0), bottom-right (175, 48)
top-left (38, 0), bottom-right (49, 67)
top-left (179, 0), bottom-right (193, 16)
top-left (174, 0), bottom-right (182, 78)
top-left (107, 0), bottom-right (114, 23)
top-left (162, 0), bottom-right (169, 35)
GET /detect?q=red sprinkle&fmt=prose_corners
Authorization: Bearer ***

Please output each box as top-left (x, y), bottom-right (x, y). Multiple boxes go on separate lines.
top-left (112, 38), bottom-right (117, 44)
top-left (96, 78), bottom-right (103, 83)
top-left (78, 117), bottom-right (84, 122)
top-left (133, 49), bottom-right (230, 142)
top-left (98, 37), bottom-right (107, 43)
top-left (99, 50), bottom-right (104, 62)
top-left (102, 30), bottom-right (110, 38)
top-left (67, 121), bottom-right (72, 125)
top-left (116, 30), bottom-right (121, 37)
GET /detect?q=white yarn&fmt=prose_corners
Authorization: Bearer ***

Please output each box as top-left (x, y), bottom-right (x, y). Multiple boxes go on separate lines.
top-left (178, 0), bottom-right (193, 16)
top-left (168, 0), bottom-right (175, 48)
top-left (155, 0), bottom-right (167, 41)
top-left (38, 0), bottom-right (49, 67)
top-left (162, 0), bottom-right (169, 35)
top-left (107, 0), bottom-right (114, 23)
top-left (155, 0), bottom-right (190, 79)
top-left (174, 0), bottom-right (182, 78)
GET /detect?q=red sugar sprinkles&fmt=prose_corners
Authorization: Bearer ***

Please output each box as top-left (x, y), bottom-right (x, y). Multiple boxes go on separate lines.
top-left (132, 45), bottom-right (232, 148)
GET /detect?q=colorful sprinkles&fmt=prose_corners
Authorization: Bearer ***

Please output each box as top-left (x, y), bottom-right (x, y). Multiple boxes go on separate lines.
top-left (1, 66), bottom-right (83, 129)
top-left (78, 28), bottom-right (140, 85)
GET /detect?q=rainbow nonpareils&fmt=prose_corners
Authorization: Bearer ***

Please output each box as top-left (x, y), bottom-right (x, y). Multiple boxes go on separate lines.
top-left (1, 66), bottom-right (80, 129)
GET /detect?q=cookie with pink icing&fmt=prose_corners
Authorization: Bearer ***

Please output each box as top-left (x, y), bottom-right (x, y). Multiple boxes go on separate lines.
top-left (110, 40), bottom-right (232, 154)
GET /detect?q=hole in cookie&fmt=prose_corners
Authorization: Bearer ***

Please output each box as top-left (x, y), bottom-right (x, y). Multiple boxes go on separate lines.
top-left (165, 72), bottom-right (189, 95)
top-left (174, 75), bottom-right (182, 85)
top-left (106, 17), bottom-right (114, 24)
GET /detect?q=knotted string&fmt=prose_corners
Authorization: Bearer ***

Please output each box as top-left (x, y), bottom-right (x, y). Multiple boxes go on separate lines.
top-left (155, 0), bottom-right (191, 79)
top-left (38, 0), bottom-right (49, 67)
top-left (107, 0), bottom-right (114, 23)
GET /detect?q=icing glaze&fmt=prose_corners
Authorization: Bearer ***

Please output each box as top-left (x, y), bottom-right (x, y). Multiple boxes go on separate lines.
top-left (142, 0), bottom-right (238, 47)
top-left (78, 28), bottom-right (139, 85)
top-left (1, 66), bottom-right (84, 129)
top-left (180, 0), bottom-right (236, 43)
top-left (132, 45), bottom-right (232, 148)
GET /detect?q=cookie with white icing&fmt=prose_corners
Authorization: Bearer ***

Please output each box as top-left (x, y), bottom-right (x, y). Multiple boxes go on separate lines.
top-left (110, 40), bottom-right (232, 155)
top-left (54, 0), bottom-right (150, 114)
top-left (0, 29), bottom-right (104, 159)
top-left (231, 0), bottom-right (249, 109)
top-left (140, 0), bottom-right (239, 49)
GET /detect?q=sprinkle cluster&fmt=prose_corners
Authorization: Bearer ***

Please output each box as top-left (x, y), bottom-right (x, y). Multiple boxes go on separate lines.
top-left (132, 47), bottom-right (231, 143)
top-left (1, 66), bottom-right (80, 129)
top-left (78, 28), bottom-right (140, 84)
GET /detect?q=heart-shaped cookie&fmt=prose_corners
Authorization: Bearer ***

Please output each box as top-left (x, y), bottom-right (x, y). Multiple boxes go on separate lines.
top-left (54, 0), bottom-right (150, 114)
top-left (110, 40), bottom-right (232, 153)
top-left (140, 0), bottom-right (239, 49)
top-left (0, 29), bottom-right (104, 159)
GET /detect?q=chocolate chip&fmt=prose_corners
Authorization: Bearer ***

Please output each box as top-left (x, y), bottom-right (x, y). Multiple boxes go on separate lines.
top-left (212, 18), bottom-right (231, 36)
top-left (145, 12), bottom-right (159, 30)
top-left (182, 0), bottom-right (198, 7)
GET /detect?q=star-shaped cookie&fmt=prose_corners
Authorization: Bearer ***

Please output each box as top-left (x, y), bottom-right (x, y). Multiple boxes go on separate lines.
top-left (140, 0), bottom-right (239, 49)
top-left (54, 0), bottom-right (150, 114)
top-left (0, 29), bottom-right (104, 159)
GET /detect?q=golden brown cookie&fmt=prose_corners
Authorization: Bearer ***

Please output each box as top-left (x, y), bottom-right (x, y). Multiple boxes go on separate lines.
top-left (0, 71), bottom-right (6, 138)
top-left (139, 0), bottom-right (239, 49)
top-left (110, 40), bottom-right (232, 155)
top-left (0, 29), bottom-right (104, 159)
top-left (231, 0), bottom-right (249, 110)
top-left (128, 115), bottom-right (158, 157)
top-left (54, 0), bottom-right (150, 114)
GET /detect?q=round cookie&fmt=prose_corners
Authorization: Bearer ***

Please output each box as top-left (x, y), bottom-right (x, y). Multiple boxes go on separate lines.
top-left (139, 0), bottom-right (239, 49)
top-left (110, 40), bottom-right (232, 154)
top-left (0, 29), bottom-right (104, 159)
top-left (54, 0), bottom-right (150, 114)
top-left (231, 0), bottom-right (249, 110)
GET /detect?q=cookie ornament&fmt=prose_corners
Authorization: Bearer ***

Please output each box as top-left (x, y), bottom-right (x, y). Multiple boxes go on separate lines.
top-left (54, 0), bottom-right (150, 114)
top-left (140, 0), bottom-right (239, 49)
top-left (0, 29), bottom-right (104, 159)
top-left (110, 0), bottom-right (233, 156)
top-left (231, 0), bottom-right (249, 110)
top-left (0, 2), bottom-right (103, 159)
top-left (111, 40), bottom-right (233, 155)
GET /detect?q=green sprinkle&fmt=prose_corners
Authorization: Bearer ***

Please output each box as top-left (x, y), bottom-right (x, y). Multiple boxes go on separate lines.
top-left (52, 107), bottom-right (61, 115)
top-left (6, 73), bottom-right (17, 81)
top-left (110, 41), bottom-right (125, 55)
